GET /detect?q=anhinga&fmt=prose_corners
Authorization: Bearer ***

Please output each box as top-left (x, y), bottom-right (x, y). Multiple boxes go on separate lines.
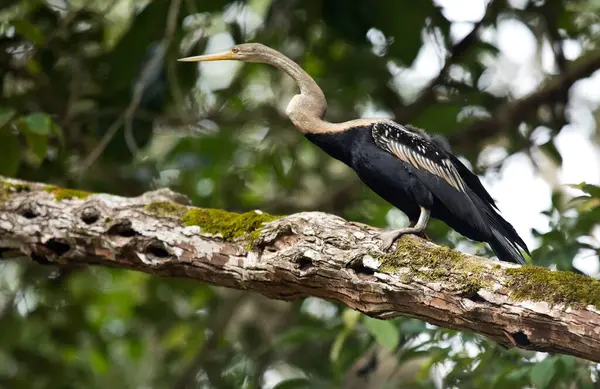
top-left (179, 43), bottom-right (530, 264)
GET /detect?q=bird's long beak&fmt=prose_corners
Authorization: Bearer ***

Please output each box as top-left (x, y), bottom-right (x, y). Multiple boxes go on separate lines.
top-left (177, 50), bottom-right (234, 62)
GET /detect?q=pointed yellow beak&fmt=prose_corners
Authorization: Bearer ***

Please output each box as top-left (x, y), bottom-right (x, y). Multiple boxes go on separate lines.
top-left (177, 50), bottom-right (234, 62)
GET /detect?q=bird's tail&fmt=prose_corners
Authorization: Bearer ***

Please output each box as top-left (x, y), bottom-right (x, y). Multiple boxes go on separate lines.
top-left (489, 227), bottom-right (527, 264)
top-left (468, 191), bottom-right (530, 264)
top-left (484, 207), bottom-right (529, 264)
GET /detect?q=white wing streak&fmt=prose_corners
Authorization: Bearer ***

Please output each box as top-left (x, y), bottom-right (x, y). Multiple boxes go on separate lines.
top-left (372, 122), bottom-right (467, 192)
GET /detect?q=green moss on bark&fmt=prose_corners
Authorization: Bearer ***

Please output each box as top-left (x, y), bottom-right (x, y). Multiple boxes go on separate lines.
top-left (377, 236), bottom-right (600, 309)
top-left (182, 208), bottom-right (279, 242)
top-left (378, 236), bottom-right (490, 294)
top-left (505, 266), bottom-right (600, 308)
top-left (45, 186), bottom-right (90, 201)
top-left (144, 201), bottom-right (187, 218)
top-left (0, 181), bottom-right (31, 204)
top-left (144, 201), bottom-right (280, 246)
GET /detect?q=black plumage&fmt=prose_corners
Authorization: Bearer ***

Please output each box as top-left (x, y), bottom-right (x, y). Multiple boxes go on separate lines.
top-left (306, 120), bottom-right (530, 264)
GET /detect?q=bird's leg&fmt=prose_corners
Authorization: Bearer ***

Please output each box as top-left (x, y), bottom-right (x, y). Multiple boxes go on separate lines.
top-left (378, 207), bottom-right (430, 251)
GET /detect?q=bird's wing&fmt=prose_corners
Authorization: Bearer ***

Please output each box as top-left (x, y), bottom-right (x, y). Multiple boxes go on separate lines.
top-left (448, 154), bottom-right (499, 210)
top-left (402, 124), bottom-right (499, 209)
top-left (371, 120), bottom-right (491, 236)
top-left (371, 121), bottom-right (467, 193)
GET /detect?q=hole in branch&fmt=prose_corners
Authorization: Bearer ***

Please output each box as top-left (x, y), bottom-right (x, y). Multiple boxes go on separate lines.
top-left (107, 220), bottom-right (138, 237)
top-left (346, 257), bottom-right (375, 275)
top-left (45, 238), bottom-right (71, 256)
top-left (511, 331), bottom-right (531, 347)
top-left (297, 257), bottom-right (313, 271)
top-left (17, 203), bottom-right (38, 219)
top-left (145, 241), bottom-right (170, 259)
top-left (460, 287), bottom-right (485, 303)
top-left (80, 207), bottom-right (100, 224)
top-left (345, 254), bottom-right (378, 276)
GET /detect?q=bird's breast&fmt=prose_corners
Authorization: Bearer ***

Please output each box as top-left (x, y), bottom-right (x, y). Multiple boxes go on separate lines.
top-left (304, 127), bottom-right (366, 166)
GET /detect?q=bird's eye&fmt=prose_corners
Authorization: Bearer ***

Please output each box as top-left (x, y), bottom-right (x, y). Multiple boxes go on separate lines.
top-left (232, 48), bottom-right (239, 53)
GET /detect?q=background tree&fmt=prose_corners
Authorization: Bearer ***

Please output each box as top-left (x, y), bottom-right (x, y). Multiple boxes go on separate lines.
top-left (2, 0), bottom-right (600, 388)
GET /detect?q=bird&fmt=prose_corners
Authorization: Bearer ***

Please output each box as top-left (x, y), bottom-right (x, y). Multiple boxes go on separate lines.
top-left (178, 43), bottom-right (530, 264)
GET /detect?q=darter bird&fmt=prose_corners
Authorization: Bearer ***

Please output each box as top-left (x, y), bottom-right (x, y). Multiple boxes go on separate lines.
top-left (179, 43), bottom-right (530, 264)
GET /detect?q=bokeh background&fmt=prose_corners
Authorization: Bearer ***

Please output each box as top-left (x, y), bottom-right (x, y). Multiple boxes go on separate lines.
top-left (2, 0), bottom-right (600, 387)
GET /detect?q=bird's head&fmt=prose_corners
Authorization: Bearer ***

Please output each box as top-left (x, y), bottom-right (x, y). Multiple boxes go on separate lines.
top-left (178, 43), bottom-right (270, 63)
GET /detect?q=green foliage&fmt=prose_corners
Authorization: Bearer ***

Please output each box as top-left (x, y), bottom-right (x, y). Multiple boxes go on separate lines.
top-left (362, 316), bottom-right (399, 352)
top-left (530, 357), bottom-right (556, 389)
top-left (2, 0), bottom-right (600, 388)
top-left (0, 127), bottom-right (20, 176)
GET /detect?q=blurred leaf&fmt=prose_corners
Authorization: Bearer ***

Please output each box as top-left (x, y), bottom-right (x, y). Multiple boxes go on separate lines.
top-left (505, 366), bottom-right (530, 381)
top-left (400, 318), bottom-right (428, 335)
top-left (329, 308), bottom-right (363, 363)
top-left (0, 129), bottom-right (20, 176)
top-left (567, 182), bottom-right (600, 198)
top-left (412, 102), bottom-right (463, 135)
top-left (530, 358), bottom-right (556, 389)
top-left (329, 329), bottom-right (347, 363)
top-left (342, 308), bottom-right (360, 329)
top-left (163, 323), bottom-right (191, 349)
top-left (11, 19), bottom-right (44, 45)
top-left (0, 108), bottom-right (16, 128)
top-left (363, 316), bottom-right (399, 351)
top-left (539, 140), bottom-right (563, 165)
top-left (90, 348), bottom-right (109, 373)
top-left (23, 132), bottom-right (48, 164)
top-left (377, 1), bottom-right (438, 64)
top-left (51, 121), bottom-right (65, 148)
top-left (558, 354), bottom-right (576, 370)
top-left (22, 113), bottom-right (51, 136)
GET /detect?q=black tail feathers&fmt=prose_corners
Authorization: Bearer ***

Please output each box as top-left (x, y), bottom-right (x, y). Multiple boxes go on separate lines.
top-left (485, 206), bottom-right (530, 264)
top-left (469, 190), bottom-right (530, 264)
top-left (489, 227), bottom-right (528, 264)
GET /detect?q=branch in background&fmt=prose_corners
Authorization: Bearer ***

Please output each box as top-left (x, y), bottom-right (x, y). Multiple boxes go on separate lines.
top-left (1, 176), bottom-right (600, 363)
top-left (78, 0), bottom-right (182, 174)
top-left (541, 2), bottom-right (568, 73)
top-left (451, 50), bottom-right (600, 151)
top-left (394, 0), bottom-right (499, 123)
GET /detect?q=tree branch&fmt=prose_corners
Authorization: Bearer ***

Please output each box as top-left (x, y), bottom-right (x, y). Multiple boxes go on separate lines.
top-left (394, 0), bottom-right (498, 123)
top-left (2, 176), bottom-right (600, 363)
top-left (451, 49), bottom-right (600, 152)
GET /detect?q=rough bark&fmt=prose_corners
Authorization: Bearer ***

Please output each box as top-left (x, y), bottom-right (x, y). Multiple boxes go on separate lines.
top-left (1, 176), bottom-right (600, 363)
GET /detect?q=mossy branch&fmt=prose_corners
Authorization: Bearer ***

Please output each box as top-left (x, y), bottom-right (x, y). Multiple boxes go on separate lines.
top-left (1, 176), bottom-right (600, 363)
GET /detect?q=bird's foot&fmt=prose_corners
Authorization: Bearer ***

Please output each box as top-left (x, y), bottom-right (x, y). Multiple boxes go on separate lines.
top-left (378, 228), bottom-right (427, 251)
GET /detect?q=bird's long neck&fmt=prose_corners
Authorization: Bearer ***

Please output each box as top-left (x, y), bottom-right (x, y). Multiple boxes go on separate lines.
top-left (259, 49), bottom-right (330, 133)
top-left (263, 51), bottom-right (326, 108)
top-left (260, 48), bottom-right (381, 134)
